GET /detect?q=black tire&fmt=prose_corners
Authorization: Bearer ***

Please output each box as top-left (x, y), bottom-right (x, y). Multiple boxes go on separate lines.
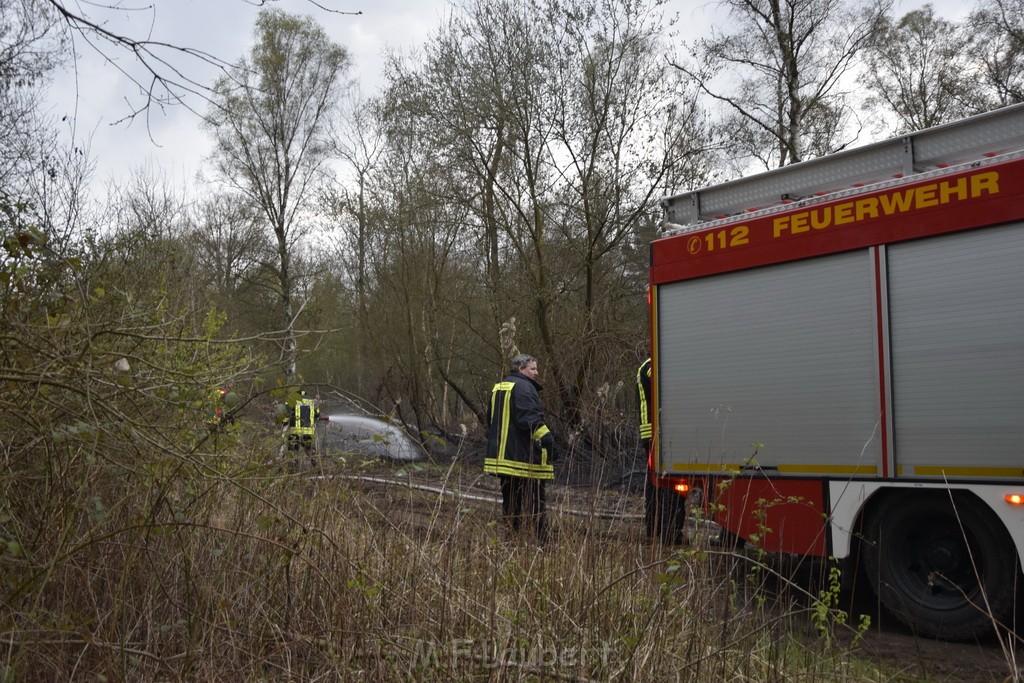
top-left (645, 478), bottom-right (686, 544)
top-left (862, 491), bottom-right (1019, 640)
top-left (644, 476), bottom-right (657, 539)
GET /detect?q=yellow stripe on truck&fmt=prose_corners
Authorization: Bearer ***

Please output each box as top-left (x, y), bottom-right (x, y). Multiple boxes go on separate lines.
top-left (670, 463), bottom-right (741, 473)
top-left (670, 463), bottom-right (878, 475)
top-left (670, 463), bottom-right (1024, 477)
top-left (913, 465), bottom-right (1024, 478)
top-left (777, 464), bottom-right (878, 475)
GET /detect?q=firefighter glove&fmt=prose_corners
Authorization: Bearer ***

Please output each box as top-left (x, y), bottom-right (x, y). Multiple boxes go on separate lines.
top-left (540, 432), bottom-right (556, 463)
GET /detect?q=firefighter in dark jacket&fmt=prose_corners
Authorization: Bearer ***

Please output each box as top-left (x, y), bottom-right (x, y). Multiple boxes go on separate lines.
top-left (484, 354), bottom-right (556, 541)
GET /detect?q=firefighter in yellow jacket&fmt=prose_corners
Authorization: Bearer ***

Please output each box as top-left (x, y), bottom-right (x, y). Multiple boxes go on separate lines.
top-left (484, 354), bottom-right (556, 541)
top-left (285, 390), bottom-right (320, 454)
top-left (636, 357), bottom-right (652, 454)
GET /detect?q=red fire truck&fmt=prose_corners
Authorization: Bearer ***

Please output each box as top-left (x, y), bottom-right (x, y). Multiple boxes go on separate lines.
top-left (647, 104), bottom-right (1024, 640)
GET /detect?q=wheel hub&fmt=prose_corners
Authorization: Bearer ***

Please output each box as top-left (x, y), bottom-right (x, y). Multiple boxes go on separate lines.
top-left (925, 539), bottom-right (962, 573)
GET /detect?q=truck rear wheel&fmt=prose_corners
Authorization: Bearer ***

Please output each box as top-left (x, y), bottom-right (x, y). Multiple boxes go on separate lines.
top-left (645, 478), bottom-right (685, 544)
top-left (863, 492), bottom-right (1018, 640)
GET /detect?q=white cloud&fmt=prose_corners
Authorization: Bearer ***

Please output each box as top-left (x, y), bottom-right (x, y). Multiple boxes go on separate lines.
top-left (48, 0), bottom-right (976, 194)
top-left (50, 0), bottom-right (445, 191)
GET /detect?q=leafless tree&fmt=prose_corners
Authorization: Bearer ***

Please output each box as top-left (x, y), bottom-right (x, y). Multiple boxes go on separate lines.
top-left (674, 0), bottom-right (892, 169)
top-left (371, 0), bottom-right (716, 438)
top-left (0, 0), bottom-right (66, 189)
top-left (377, 0), bottom-right (557, 426)
top-left (189, 192), bottom-right (270, 313)
top-left (328, 90), bottom-right (384, 396)
top-left (531, 0), bottom-right (716, 423)
top-left (967, 0), bottom-right (1024, 106)
top-left (863, 5), bottom-right (985, 134)
top-left (205, 9), bottom-right (351, 383)
top-left (41, 0), bottom-right (360, 126)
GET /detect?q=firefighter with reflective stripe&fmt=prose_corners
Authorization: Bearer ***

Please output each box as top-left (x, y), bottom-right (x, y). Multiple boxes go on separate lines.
top-left (636, 357), bottom-right (652, 453)
top-left (206, 387), bottom-right (229, 429)
top-left (286, 390), bottom-right (320, 454)
top-left (638, 356), bottom-right (687, 544)
top-left (484, 354), bottom-right (555, 541)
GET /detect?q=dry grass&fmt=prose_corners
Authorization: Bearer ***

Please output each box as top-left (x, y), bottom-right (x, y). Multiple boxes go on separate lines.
top-left (1, 437), bottom-right (900, 681)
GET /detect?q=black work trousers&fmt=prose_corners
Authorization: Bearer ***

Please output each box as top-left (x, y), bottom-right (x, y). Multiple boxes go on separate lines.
top-left (499, 475), bottom-right (547, 542)
top-left (288, 434), bottom-right (313, 452)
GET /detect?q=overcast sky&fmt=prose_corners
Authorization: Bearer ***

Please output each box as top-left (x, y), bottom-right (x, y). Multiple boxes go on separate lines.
top-left (51, 0), bottom-right (450, 191)
top-left (48, 0), bottom-right (970, 195)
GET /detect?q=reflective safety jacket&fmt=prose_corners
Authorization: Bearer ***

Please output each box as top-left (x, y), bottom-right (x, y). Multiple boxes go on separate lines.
top-left (484, 372), bottom-right (554, 480)
top-left (206, 387), bottom-right (227, 426)
top-left (288, 397), bottom-right (318, 437)
top-left (636, 357), bottom-right (652, 442)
